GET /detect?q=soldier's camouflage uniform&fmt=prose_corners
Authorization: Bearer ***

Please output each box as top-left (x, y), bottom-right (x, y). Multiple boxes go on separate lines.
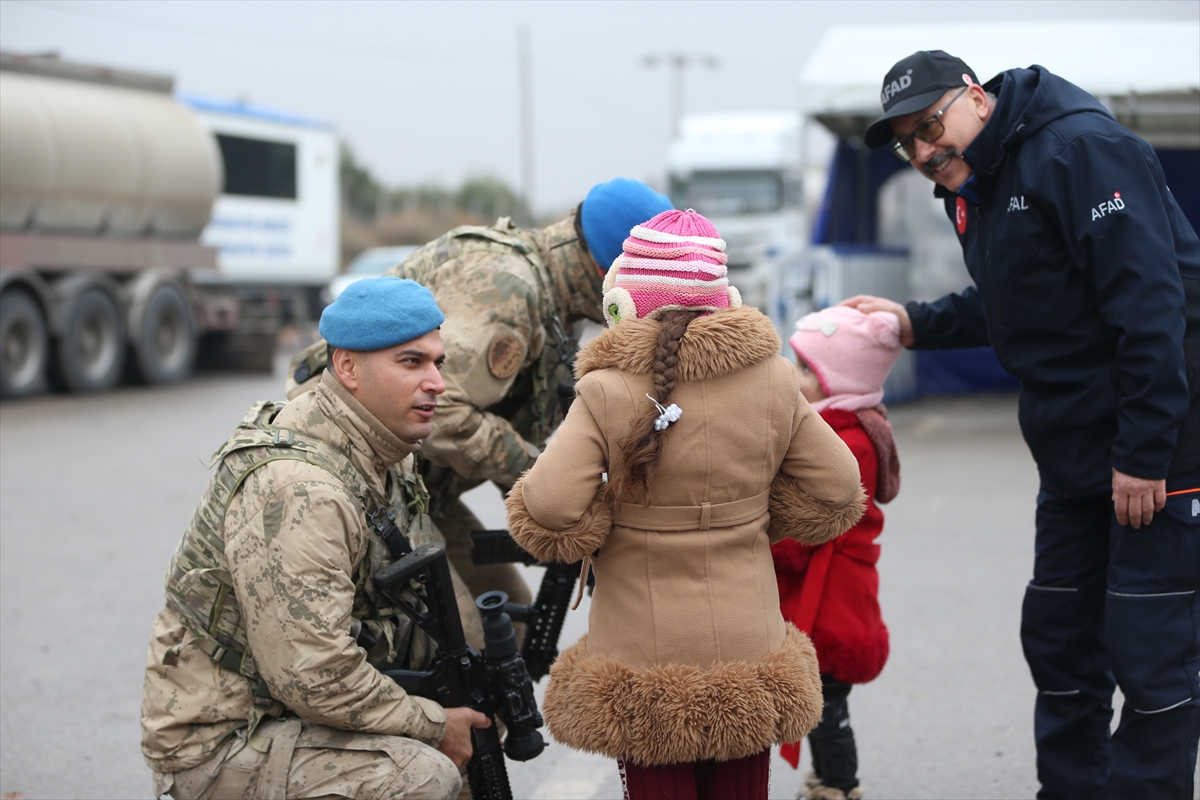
top-left (141, 371), bottom-right (461, 800)
top-left (288, 214), bottom-right (604, 609)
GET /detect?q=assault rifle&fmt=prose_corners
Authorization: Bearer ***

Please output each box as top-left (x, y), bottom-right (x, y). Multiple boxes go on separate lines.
top-left (373, 542), bottom-right (546, 800)
top-left (470, 529), bottom-right (592, 682)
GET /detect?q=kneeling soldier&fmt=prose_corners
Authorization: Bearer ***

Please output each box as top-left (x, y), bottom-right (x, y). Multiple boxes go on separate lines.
top-left (141, 277), bottom-right (489, 799)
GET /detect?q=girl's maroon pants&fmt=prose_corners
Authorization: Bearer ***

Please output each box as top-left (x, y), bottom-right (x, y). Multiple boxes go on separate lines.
top-left (618, 748), bottom-right (771, 800)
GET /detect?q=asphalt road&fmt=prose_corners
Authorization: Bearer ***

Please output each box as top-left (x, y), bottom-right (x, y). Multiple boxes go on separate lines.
top-left (0, 353), bottom-right (1138, 799)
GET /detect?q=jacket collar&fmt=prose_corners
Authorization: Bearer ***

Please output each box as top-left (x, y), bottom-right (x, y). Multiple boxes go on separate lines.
top-left (964, 66), bottom-right (1112, 178)
top-left (274, 371), bottom-right (417, 493)
top-left (532, 213), bottom-right (605, 326)
top-left (819, 407), bottom-right (863, 430)
top-left (962, 71), bottom-right (1018, 177)
top-left (575, 305), bottom-right (782, 382)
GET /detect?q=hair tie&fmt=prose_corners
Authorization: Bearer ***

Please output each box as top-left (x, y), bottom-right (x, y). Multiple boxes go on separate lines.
top-left (646, 393), bottom-right (683, 431)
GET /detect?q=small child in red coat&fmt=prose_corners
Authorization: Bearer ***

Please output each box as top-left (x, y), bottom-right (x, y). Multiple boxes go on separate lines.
top-left (773, 305), bottom-right (904, 800)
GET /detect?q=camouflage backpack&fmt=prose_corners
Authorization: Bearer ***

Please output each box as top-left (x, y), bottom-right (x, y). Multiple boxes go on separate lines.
top-left (161, 400), bottom-right (434, 750)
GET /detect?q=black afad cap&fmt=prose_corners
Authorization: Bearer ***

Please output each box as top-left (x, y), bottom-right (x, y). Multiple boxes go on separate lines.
top-left (864, 50), bottom-right (979, 149)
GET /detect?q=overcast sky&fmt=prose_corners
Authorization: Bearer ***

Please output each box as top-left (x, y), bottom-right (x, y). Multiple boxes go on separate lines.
top-left (3, 0), bottom-right (1197, 215)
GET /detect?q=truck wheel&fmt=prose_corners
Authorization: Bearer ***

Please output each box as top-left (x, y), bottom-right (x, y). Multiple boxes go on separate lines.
top-left (50, 285), bottom-right (125, 393)
top-left (0, 289), bottom-right (49, 398)
top-left (128, 281), bottom-right (196, 385)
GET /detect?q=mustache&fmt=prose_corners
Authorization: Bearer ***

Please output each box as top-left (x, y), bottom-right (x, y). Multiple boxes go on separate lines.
top-left (922, 148), bottom-right (963, 178)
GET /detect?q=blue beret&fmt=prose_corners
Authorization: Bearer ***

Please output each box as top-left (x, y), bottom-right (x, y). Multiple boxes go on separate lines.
top-left (319, 276), bottom-right (445, 351)
top-left (580, 178), bottom-right (673, 271)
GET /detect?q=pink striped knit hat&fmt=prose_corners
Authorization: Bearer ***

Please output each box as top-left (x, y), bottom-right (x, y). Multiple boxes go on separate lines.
top-left (601, 209), bottom-right (742, 327)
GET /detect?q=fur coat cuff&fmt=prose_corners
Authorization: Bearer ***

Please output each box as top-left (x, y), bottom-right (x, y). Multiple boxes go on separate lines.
top-left (505, 477), bottom-right (612, 564)
top-left (767, 474), bottom-right (866, 546)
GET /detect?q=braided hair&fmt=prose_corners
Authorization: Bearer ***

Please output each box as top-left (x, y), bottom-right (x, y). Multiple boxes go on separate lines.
top-left (605, 310), bottom-right (699, 503)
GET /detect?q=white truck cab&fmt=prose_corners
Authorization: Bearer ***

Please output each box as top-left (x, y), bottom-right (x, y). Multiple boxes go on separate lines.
top-left (179, 94), bottom-right (339, 290)
top-left (667, 112), bottom-right (803, 322)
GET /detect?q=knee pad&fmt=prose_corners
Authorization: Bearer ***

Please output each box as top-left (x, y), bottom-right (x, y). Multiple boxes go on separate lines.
top-left (1021, 582), bottom-right (1105, 693)
top-left (1107, 588), bottom-right (1198, 714)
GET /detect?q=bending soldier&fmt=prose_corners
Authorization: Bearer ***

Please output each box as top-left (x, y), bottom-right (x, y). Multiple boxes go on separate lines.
top-left (141, 277), bottom-right (489, 800)
top-left (287, 178), bottom-right (673, 613)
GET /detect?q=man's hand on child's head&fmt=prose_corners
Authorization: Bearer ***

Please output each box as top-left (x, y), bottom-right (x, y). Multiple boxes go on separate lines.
top-left (839, 296), bottom-right (915, 347)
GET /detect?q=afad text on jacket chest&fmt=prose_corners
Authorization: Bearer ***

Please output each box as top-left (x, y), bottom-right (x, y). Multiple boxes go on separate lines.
top-left (1003, 192), bottom-right (1127, 222)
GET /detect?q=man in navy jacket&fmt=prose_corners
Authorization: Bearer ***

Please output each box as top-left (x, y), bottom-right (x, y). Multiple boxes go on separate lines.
top-left (846, 50), bottom-right (1198, 799)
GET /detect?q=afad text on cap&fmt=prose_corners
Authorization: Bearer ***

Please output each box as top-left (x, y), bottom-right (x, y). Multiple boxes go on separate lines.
top-left (881, 71), bottom-right (912, 105)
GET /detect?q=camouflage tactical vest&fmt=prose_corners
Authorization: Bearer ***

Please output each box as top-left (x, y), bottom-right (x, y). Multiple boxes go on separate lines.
top-left (398, 218), bottom-right (577, 454)
top-left (161, 400), bottom-right (435, 748)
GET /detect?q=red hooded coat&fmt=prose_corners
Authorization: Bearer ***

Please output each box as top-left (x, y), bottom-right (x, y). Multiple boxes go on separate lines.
top-left (770, 406), bottom-right (898, 686)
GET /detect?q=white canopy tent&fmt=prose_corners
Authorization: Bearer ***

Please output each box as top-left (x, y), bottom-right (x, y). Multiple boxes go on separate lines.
top-left (798, 21), bottom-right (1200, 148)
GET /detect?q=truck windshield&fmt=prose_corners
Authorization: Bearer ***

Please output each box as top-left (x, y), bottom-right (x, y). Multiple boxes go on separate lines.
top-left (670, 171), bottom-right (784, 216)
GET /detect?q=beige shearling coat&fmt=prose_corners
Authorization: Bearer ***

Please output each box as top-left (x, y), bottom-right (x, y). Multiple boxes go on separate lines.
top-left (505, 306), bottom-right (866, 766)
top-left (141, 372), bottom-right (446, 774)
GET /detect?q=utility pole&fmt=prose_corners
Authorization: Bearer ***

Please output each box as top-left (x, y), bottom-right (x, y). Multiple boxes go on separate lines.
top-left (517, 25), bottom-right (534, 225)
top-left (641, 53), bottom-right (720, 139)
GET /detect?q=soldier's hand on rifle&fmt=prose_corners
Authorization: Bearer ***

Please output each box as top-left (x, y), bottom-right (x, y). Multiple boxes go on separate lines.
top-left (437, 707), bottom-right (492, 768)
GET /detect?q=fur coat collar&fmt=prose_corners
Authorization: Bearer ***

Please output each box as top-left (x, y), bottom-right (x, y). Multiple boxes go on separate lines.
top-left (575, 305), bottom-right (781, 382)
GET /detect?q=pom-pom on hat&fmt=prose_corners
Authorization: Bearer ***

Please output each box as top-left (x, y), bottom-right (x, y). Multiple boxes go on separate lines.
top-left (789, 306), bottom-right (902, 397)
top-left (601, 209), bottom-right (743, 327)
top-left (319, 276), bottom-right (445, 351)
top-left (580, 178), bottom-right (674, 273)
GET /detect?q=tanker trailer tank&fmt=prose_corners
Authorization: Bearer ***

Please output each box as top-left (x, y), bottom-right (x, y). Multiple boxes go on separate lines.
top-left (0, 51), bottom-right (227, 396)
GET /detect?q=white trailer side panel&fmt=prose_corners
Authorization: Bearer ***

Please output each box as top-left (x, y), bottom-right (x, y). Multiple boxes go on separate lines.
top-left (183, 98), bottom-right (339, 286)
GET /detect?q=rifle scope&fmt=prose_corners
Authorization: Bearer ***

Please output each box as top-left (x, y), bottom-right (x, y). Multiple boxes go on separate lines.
top-left (477, 591), bottom-right (545, 761)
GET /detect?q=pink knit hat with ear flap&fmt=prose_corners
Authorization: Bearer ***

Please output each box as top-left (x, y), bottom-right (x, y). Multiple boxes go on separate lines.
top-left (789, 306), bottom-right (903, 396)
top-left (601, 209), bottom-right (742, 327)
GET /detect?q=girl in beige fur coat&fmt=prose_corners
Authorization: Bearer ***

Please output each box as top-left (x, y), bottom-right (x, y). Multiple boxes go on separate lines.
top-left (505, 209), bottom-right (866, 800)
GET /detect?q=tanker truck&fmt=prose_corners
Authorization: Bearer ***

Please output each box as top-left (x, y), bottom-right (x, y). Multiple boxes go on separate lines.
top-left (0, 51), bottom-right (339, 398)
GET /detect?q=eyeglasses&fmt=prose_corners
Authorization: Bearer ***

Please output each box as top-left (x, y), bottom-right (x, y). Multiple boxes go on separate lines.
top-left (890, 87), bottom-right (969, 161)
